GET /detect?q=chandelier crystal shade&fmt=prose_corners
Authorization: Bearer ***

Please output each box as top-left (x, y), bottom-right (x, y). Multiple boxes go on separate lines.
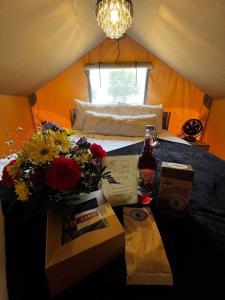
top-left (95, 0), bottom-right (134, 39)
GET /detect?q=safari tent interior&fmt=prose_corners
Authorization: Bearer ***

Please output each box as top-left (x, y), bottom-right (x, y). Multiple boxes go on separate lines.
top-left (0, 1), bottom-right (225, 299)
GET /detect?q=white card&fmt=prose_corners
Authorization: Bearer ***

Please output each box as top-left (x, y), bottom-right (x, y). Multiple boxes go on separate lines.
top-left (102, 155), bottom-right (138, 206)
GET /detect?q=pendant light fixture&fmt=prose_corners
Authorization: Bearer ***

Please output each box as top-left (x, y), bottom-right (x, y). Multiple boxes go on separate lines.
top-left (95, 0), bottom-right (134, 39)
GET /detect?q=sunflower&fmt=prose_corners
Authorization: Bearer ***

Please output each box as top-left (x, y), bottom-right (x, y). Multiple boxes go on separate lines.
top-left (24, 133), bottom-right (56, 164)
top-left (8, 154), bottom-right (26, 179)
top-left (15, 181), bottom-right (30, 201)
top-left (49, 130), bottom-right (70, 152)
top-left (75, 152), bottom-right (92, 164)
top-left (62, 128), bottom-right (78, 136)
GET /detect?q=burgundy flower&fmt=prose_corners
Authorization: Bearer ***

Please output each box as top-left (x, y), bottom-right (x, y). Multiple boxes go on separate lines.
top-left (90, 144), bottom-right (107, 159)
top-left (47, 157), bottom-right (80, 190)
top-left (2, 160), bottom-right (16, 185)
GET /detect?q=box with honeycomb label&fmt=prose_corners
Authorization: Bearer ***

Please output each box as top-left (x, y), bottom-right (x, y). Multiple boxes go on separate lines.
top-left (158, 162), bottom-right (194, 214)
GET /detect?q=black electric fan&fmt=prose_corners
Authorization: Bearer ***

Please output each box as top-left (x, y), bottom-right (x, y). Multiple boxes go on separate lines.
top-left (182, 119), bottom-right (203, 142)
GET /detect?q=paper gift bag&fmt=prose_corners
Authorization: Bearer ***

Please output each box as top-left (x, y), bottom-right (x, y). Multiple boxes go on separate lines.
top-left (124, 207), bottom-right (173, 285)
top-left (45, 190), bottom-right (124, 296)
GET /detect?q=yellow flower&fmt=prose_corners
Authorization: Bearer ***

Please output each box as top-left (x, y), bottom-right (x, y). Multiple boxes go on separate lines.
top-left (49, 130), bottom-right (70, 152)
top-left (8, 154), bottom-right (26, 179)
top-left (15, 181), bottom-right (30, 201)
top-left (75, 152), bottom-right (92, 164)
top-left (24, 133), bottom-right (56, 164)
top-left (63, 128), bottom-right (78, 136)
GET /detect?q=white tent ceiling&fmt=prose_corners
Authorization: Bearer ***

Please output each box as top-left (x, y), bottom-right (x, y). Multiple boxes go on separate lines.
top-left (0, 0), bottom-right (225, 98)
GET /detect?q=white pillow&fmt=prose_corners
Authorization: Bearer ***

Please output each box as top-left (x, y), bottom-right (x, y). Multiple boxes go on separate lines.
top-left (83, 111), bottom-right (158, 137)
top-left (73, 99), bottom-right (163, 132)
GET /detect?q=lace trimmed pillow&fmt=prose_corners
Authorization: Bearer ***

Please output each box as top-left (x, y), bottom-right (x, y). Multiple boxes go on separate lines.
top-left (73, 99), bottom-right (163, 133)
top-left (82, 111), bottom-right (158, 137)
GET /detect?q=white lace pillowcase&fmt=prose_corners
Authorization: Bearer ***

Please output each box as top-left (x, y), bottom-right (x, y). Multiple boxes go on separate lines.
top-left (82, 111), bottom-right (158, 137)
top-left (73, 99), bottom-right (163, 133)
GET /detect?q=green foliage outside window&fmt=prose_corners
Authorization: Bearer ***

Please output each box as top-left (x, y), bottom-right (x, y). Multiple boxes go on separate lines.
top-left (107, 70), bottom-right (139, 104)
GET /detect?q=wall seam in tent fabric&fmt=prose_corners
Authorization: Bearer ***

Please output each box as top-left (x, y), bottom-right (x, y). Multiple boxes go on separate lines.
top-left (28, 93), bottom-right (38, 130)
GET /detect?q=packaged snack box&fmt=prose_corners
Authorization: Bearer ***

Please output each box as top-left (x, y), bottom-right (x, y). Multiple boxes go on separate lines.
top-left (45, 190), bottom-right (124, 296)
top-left (159, 162), bottom-right (194, 214)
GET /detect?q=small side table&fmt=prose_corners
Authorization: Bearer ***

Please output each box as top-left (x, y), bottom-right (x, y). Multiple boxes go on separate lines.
top-left (189, 140), bottom-right (210, 151)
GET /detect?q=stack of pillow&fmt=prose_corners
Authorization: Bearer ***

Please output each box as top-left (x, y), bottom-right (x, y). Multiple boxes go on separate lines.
top-left (73, 99), bottom-right (164, 137)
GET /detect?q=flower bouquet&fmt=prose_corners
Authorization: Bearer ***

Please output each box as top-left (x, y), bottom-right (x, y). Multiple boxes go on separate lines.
top-left (0, 121), bottom-right (117, 222)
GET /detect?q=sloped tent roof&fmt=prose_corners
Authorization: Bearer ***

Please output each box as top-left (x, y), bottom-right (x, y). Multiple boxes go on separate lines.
top-left (0, 0), bottom-right (225, 98)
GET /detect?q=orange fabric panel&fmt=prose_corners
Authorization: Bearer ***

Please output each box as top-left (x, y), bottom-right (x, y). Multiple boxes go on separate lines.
top-left (34, 35), bottom-right (206, 137)
top-left (147, 57), bottom-right (206, 136)
top-left (0, 95), bottom-right (35, 157)
top-left (33, 56), bottom-right (89, 128)
top-left (203, 98), bottom-right (225, 160)
top-left (88, 36), bottom-right (149, 62)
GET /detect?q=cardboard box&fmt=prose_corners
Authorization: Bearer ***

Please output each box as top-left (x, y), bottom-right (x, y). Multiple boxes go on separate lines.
top-left (45, 190), bottom-right (124, 296)
top-left (158, 162), bottom-right (194, 214)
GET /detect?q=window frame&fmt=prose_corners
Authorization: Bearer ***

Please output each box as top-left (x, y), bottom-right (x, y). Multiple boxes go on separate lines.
top-left (85, 62), bottom-right (152, 105)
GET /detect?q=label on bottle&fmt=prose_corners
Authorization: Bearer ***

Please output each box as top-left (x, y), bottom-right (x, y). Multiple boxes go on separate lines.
top-left (139, 169), bottom-right (155, 182)
top-left (138, 168), bottom-right (155, 197)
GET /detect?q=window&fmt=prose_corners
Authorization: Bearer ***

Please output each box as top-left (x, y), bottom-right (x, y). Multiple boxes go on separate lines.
top-left (86, 63), bottom-right (151, 105)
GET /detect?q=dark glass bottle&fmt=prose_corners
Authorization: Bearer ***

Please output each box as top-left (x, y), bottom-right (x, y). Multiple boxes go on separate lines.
top-left (138, 126), bottom-right (157, 203)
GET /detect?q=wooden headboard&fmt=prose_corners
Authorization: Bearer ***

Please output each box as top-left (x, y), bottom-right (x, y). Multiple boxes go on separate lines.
top-left (162, 111), bottom-right (171, 130)
top-left (70, 109), bottom-right (171, 130)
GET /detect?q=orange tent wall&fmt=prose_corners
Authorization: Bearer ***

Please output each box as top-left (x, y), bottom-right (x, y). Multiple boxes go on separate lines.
top-left (0, 95), bottom-right (35, 157)
top-left (203, 98), bottom-right (225, 160)
top-left (33, 35), bottom-right (207, 137)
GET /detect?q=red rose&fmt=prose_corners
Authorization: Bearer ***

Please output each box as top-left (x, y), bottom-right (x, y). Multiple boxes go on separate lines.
top-left (90, 144), bottom-right (107, 159)
top-left (47, 157), bottom-right (81, 190)
top-left (2, 160), bottom-right (16, 185)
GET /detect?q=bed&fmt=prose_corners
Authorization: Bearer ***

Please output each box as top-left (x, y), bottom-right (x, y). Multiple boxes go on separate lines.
top-left (0, 104), bottom-right (191, 300)
top-left (2, 137), bottom-right (225, 299)
top-left (1, 103), bottom-right (225, 299)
